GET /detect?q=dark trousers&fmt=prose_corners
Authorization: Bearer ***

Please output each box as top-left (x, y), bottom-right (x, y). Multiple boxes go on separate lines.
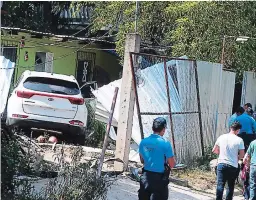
top-left (238, 133), bottom-right (256, 152)
top-left (138, 170), bottom-right (168, 200)
top-left (216, 163), bottom-right (238, 200)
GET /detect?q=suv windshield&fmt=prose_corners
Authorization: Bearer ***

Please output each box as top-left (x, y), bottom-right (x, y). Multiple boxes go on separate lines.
top-left (23, 77), bottom-right (80, 95)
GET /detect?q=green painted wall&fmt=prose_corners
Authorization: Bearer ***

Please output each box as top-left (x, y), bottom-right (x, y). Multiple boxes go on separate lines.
top-left (2, 34), bottom-right (121, 84)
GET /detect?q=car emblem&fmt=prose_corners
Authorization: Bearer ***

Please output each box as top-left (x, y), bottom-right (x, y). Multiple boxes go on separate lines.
top-left (48, 98), bottom-right (54, 101)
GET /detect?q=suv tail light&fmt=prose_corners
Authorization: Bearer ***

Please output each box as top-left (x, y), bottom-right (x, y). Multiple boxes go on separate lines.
top-left (12, 114), bottom-right (28, 118)
top-left (17, 91), bottom-right (34, 98)
top-left (69, 120), bottom-right (84, 126)
top-left (68, 97), bottom-right (84, 105)
top-left (17, 90), bottom-right (84, 105)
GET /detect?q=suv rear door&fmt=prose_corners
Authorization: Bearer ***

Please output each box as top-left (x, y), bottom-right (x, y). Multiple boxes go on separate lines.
top-left (20, 77), bottom-right (82, 119)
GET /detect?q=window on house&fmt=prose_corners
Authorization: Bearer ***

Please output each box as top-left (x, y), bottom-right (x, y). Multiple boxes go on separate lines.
top-left (35, 52), bottom-right (54, 73)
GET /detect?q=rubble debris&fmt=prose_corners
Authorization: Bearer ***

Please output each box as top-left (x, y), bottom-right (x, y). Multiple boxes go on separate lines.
top-left (209, 159), bottom-right (217, 172)
top-left (36, 135), bottom-right (46, 143)
top-left (48, 136), bottom-right (58, 143)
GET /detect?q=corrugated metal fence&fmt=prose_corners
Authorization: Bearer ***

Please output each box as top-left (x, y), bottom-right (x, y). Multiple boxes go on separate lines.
top-left (241, 71), bottom-right (256, 110)
top-left (130, 53), bottom-right (236, 163)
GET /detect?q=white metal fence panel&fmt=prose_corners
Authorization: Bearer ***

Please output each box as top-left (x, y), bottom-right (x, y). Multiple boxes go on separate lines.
top-left (241, 71), bottom-right (256, 110)
top-left (0, 56), bottom-right (15, 114)
top-left (216, 70), bottom-right (236, 138)
top-left (197, 61), bottom-right (223, 147)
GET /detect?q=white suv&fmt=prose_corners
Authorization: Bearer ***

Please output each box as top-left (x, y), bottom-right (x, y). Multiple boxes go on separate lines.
top-left (6, 71), bottom-right (88, 144)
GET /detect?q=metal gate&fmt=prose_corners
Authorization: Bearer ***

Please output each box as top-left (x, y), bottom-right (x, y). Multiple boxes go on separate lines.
top-left (129, 52), bottom-right (204, 163)
top-left (76, 51), bottom-right (96, 84)
top-left (76, 51), bottom-right (96, 98)
top-left (0, 39), bottom-right (19, 63)
top-left (0, 39), bottom-right (20, 87)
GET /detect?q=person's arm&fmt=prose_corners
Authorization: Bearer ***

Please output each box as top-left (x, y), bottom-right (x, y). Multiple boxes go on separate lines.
top-left (167, 157), bottom-right (176, 168)
top-left (243, 153), bottom-right (251, 166)
top-left (139, 154), bottom-right (144, 164)
top-left (252, 118), bottom-right (256, 132)
top-left (238, 149), bottom-right (245, 160)
top-left (244, 143), bottom-right (252, 165)
top-left (165, 142), bottom-right (176, 168)
top-left (212, 137), bottom-right (220, 155)
top-left (139, 141), bottom-right (144, 164)
top-left (212, 145), bottom-right (220, 155)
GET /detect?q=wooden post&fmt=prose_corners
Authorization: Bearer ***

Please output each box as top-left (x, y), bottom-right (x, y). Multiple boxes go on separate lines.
top-left (97, 87), bottom-right (119, 178)
top-left (114, 33), bottom-right (141, 172)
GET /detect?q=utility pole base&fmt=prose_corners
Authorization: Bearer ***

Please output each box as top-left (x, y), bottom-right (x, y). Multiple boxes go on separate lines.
top-left (114, 33), bottom-right (141, 172)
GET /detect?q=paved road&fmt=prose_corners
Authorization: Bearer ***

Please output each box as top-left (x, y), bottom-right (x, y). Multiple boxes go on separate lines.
top-left (107, 177), bottom-right (244, 200)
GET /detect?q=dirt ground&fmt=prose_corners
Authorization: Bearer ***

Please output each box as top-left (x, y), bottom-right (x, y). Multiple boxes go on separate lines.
top-left (172, 169), bottom-right (243, 197)
top-left (174, 169), bottom-right (216, 191)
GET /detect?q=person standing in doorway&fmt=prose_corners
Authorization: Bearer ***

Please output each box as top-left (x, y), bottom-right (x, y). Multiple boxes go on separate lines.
top-left (138, 117), bottom-right (175, 200)
top-left (243, 139), bottom-right (256, 200)
top-left (212, 122), bottom-right (245, 200)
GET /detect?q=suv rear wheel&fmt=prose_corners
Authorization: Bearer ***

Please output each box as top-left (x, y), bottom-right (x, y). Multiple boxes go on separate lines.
top-left (73, 134), bottom-right (86, 146)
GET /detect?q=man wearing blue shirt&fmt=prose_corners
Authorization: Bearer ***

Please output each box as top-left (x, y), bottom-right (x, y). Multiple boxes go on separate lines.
top-left (138, 117), bottom-right (175, 200)
top-left (228, 107), bottom-right (244, 128)
top-left (235, 109), bottom-right (256, 151)
top-left (243, 139), bottom-right (256, 200)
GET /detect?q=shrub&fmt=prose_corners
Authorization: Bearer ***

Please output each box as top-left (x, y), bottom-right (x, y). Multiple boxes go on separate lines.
top-left (193, 146), bottom-right (218, 171)
top-left (1, 130), bottom-right (32, 199)
top-left (85, 99), bottom-right (108, 148)
top-left (1, 129), bottom-right (113, 200)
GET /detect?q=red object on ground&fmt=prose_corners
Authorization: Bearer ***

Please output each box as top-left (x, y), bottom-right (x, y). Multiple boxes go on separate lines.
top-left (48, 136), bottom-right (58, 143)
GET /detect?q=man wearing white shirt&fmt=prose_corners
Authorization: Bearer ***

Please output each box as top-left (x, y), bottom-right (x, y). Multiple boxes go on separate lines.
top-left (212, 121), bottom-right (245, 200)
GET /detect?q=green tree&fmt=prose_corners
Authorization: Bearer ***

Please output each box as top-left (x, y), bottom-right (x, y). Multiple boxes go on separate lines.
top-left (1, 1), bottom-right (71, 33)
top-left (87, 1), bottom-right (256, 76)
top-left (164, 1), bottom-right (256, 77)
top-left (3, 1), bottom-right (256, 75)
top-left (74, 1), bottom-right (171, 57)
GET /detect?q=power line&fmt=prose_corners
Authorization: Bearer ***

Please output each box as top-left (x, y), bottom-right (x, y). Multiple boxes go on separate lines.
top-left (1, 27), bottom-right (116, 44)
top-left (1, 34), bottom-right (117, 49)
top-left (70, 22), bottom-right (92, 36)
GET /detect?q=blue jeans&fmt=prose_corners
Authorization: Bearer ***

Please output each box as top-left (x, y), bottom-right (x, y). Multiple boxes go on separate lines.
top-left (250, 165), bottom-right (256, 200)
top-left (216, 163), bottom-right (238, 200)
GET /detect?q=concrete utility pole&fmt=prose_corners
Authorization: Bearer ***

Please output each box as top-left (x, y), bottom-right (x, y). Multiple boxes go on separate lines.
top-left (134, 1), bottom-right (139, 33)
top-left (114, 33), bottom-right (141, 172)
